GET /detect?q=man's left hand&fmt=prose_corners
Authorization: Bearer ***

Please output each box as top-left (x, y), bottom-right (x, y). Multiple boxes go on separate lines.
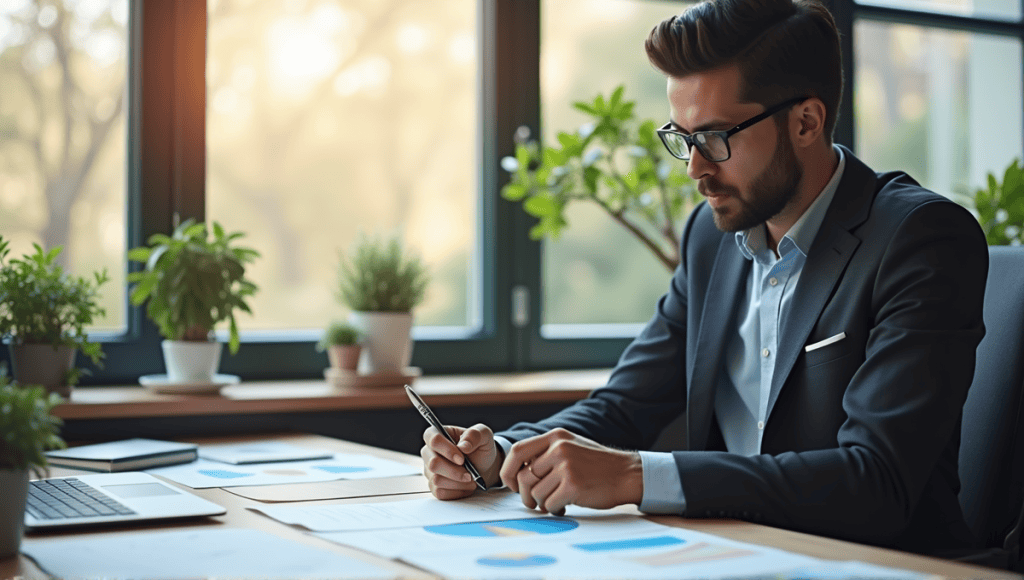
top-left (499, 428), bottom-right (643, 515)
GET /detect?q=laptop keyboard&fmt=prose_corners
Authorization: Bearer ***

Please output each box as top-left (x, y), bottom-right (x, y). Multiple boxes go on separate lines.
top-left (27, 478), bottom-right (136, 520)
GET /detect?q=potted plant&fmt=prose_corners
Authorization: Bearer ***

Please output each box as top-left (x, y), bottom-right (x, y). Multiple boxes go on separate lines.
top-left (0, 237), bottom-right (108, 396)
top-left (127, 219), bottom-right (260, 383)
top-left (336, 235), bottom-right (429, 374)
top-left (0, 371), bottom-right (65, 559)
top-left (501, 85), bottom-right (699, 272)
top-left (966, 157), bottom-right (1023, 246)
top-left (317, 320), bottom-right (363, 372)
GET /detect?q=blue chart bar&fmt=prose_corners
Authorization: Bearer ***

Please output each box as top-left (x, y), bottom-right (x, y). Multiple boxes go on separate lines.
top-left (572, 535), bottom-right (686, 552)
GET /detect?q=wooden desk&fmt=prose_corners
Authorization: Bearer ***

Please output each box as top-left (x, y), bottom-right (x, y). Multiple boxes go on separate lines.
top-left (4, 433), bottom-right (1020, 580)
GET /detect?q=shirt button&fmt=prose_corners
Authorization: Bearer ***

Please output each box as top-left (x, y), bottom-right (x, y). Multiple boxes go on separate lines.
top-left (769, 277), bottom-right (778, 286)
top-left (757, 421), bottom-right (765, 430)
top-left (762, 348), bottom-right (770, 358)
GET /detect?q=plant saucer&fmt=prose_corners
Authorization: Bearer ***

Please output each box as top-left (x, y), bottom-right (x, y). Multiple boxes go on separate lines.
top-left (139, 373), bottom-right (241, 395)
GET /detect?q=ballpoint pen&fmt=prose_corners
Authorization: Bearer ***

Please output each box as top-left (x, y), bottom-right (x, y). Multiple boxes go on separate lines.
top-left (405, 384), bottom-right (487, 491)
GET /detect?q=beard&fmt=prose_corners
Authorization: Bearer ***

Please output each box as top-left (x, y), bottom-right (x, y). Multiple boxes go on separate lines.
top-left (701, 123), bottom-right (804, 233)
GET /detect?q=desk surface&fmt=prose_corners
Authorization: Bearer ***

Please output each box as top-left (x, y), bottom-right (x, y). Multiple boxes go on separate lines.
top-left (5, 433), bottom-right (1020, 580)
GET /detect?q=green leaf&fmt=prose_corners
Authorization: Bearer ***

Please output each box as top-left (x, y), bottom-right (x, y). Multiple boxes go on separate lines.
top-left (502, 183), bottom-right (527, 201)
top-left (524, 194), bottom-right (559, 218)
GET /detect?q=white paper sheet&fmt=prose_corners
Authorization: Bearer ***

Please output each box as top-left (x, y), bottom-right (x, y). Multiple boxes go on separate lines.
top-left (318, 513), bottom-right (670, 558)
top-left (199, 441), bottom-right (334, 464)
top-left (398, 527), bottom-right (821, 580)
top-left (21, 528), bottom-right (395, 579)
top-left (251, 489), bottom-right (608, 532)
top-left (147, 453), bottom-right (419, 488)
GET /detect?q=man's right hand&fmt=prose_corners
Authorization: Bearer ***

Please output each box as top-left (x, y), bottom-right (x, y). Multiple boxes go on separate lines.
top-left (421, 423), bottom-right (503, 500)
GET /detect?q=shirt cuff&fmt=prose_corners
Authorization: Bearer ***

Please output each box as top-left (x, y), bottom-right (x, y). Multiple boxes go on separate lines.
top-left (638, 451), bottom-right (686, 514)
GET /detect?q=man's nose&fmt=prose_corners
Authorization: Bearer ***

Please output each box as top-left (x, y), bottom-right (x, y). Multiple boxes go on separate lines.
top-left (686, 145), bottom-right (717, 181)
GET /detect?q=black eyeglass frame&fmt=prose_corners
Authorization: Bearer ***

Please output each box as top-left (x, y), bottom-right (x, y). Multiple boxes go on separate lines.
top-left (657, 95), bottom-right (811, 162)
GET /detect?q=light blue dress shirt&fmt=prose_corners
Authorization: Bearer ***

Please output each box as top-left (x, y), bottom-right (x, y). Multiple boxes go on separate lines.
top-left (494, 147), bottom-right (846, 514)
top-left (638, 145), bottom-right (847, 513)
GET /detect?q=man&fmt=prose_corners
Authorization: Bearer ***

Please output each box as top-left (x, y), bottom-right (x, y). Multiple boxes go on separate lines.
top-left (421, 0), bottom-right (988, 554)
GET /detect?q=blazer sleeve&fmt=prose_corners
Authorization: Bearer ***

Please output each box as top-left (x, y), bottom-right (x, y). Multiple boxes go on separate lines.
top-left (496, 207), bottom-right (702, 451)
top-left (672, 199), bottom-right (988, 546)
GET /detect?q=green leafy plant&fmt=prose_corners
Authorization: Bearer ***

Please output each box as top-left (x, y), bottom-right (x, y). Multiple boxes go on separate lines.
top-left (970, 158), bottom-right (1024, 246)
top-left (0, 370), bottom-right (65, 477)
top-left (337, 235), bottom-right (429, 312)
top-left (316, 321), bottom-right (363, 351)
top-left (126, 219), bottom-right (260, 354)
top-left (501, 85), bottom-right (699, 272)
top-left (0, 236), bottom-right (109, 370)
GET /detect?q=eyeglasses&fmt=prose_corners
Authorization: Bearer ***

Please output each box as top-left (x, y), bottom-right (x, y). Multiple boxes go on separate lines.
top-left (656, 96), bottom-right (809, 162)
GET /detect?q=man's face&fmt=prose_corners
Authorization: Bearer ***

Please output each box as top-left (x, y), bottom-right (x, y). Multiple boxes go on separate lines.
top-left (667, 66), bottom-right (803, 233)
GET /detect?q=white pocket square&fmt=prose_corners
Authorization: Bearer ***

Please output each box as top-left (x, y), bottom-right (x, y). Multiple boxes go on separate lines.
top-left (805, 332), bottom-right (846, 352)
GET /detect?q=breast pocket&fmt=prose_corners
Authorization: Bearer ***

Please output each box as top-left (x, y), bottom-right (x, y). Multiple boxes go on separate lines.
top-left (803, 334), bottom-right (853, 368)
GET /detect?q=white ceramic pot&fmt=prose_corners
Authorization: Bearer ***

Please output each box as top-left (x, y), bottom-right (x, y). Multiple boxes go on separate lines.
top-left (348, 312), bottom-right (413, 374)
top-left (0, 468), bottom-right (28, 560)
top-left (161, 340), bottom-right (222, 383)
top-left (9, 344), bottom-right (75, 397)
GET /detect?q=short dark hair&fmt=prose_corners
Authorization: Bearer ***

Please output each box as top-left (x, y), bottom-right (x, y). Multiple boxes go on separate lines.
top-left (645, 0), bottom-right (843, 141)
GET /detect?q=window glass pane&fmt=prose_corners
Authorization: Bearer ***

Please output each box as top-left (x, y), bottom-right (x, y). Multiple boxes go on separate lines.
top-left (0, 0), bottom-right (128, 333)
top-left (207, 0), bottom-right (477, 332)
top-left (856, 0), bottom-right (1020, 20)
top-left (539, 0), bottom-right (692, 327)
top-left (854, 21), bottom-right (1023, 202)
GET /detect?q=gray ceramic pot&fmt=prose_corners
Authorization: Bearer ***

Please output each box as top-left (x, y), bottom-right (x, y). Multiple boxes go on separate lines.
top-left (0, 468), bottom-right (29, 560)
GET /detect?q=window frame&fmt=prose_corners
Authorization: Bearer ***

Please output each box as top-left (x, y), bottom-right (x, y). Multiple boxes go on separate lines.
top-left (18, 0), bottom-right (1020, 384)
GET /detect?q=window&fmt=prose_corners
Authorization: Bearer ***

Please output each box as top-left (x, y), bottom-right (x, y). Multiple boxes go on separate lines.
top-left (2, 1), bottom-right (1021, 384)
top-left (853, 8), bottom-right (1023, 196)
top-left (206, 0), bottom-right (478, 334)
top-left (0, 1), bottom-right (129, 334)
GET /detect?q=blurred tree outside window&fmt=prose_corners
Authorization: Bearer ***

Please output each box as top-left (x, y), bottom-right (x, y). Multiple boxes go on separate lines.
top-left (206, 0), bottom-right (478, 334)
top-left (0, 0), bottom-right (128, 333)
top-left (854, 21), bottom-right (1023, 202)
top-left (539, 0), bottom-right (693, 331)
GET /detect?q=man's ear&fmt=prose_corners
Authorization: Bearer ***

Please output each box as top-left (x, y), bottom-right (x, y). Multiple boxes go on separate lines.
top-left (791, 97), bottom-right (827, 147)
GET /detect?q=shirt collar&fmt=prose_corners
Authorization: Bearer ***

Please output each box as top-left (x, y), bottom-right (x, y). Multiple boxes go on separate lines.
top-left (735, 145), bottom-right (846, 261)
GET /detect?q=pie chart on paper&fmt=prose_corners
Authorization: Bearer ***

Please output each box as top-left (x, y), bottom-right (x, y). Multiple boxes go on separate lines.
top-left (423, 516), bottom-right (579, 537)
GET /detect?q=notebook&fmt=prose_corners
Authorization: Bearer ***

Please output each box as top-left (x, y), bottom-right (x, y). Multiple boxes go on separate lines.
top-left (25, 472), bottom-right (225, 530)
top-left (44, 438), bottom-right (198, 472)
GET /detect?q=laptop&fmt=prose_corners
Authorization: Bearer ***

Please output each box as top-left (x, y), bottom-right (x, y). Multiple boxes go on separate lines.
top-left (25, 472), bottom-right (226, 530)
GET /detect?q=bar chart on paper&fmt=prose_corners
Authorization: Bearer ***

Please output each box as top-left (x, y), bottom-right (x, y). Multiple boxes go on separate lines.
top-left (424, 517), bottom-right (579, 537)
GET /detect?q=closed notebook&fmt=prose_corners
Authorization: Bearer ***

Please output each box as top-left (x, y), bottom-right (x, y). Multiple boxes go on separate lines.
top-left (45, 438), bottom-right (198, 472)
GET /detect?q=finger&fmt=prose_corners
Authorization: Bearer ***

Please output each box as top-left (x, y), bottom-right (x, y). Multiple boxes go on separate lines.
top-left (541, 479), bottom-right (571, 517)
top-left (517, 466), bottom-right (539, 510)
top-left (501, 443), bottom-right (546, 490)
top-left (422, 446), bottom-right (474, 484)
top-left (457, 423), bottom-right (493, 454)
top-left (424, 426), bottom-right (465, 465)
top-left (529, 470), bottom-right (561, 515)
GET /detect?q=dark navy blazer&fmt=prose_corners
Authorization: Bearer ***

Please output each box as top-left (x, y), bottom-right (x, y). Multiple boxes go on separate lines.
top-left (499, 146), bottom-right (988, 554)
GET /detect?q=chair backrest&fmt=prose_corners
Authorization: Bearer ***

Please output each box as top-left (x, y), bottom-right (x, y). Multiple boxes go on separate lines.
top-left (959, 245), bottom-right (1024, 565)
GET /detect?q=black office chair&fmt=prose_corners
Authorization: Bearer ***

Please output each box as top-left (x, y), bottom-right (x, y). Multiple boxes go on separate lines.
top-left (956, 245), bottom-right (1024, 571)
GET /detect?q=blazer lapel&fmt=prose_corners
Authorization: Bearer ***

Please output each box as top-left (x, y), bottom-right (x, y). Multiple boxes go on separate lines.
top-left (688, 234), bottom-right (749, 451)
top-left (765, 147), bottom-right (875, 421)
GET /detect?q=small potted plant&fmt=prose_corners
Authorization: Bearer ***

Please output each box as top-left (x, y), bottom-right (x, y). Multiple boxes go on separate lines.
top-left (336, 235), bottom-right (429, 374)
top-left (317, 321), bottom-right (363, 371)
top-left (0, 236), bottom-right (108, 396)
top-left (127, 219), bottom-right (259, 383)
top-left (0, 370), bottom-right (65, 559)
